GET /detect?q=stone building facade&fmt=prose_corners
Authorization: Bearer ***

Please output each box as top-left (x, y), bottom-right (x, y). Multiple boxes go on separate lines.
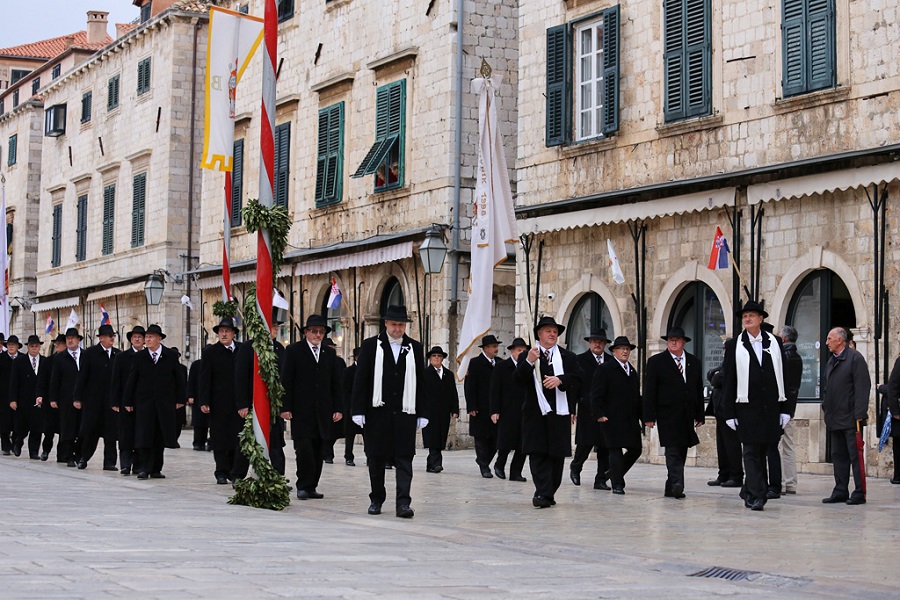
top-left (32, 1), bottom-right (209, 358)
top-left (516, 0), bottom-right (900, 477)
top-left (194, 0), bottom-right (520, 446)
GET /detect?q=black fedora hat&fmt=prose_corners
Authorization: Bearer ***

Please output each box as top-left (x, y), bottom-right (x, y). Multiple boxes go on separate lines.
top-left (126, 325), bottom-right (146, 342)
top-left (53, 333), bottom-right (67, 344)
top-left (507, 337), bottom-right (530, 350)
top-left (212, 317), bottom-right (238, 334)
top-left (584, 328), bottom-right (612, 343)
top-left (97, 324), bottom-right (116, 337)
top-left (609, 335), bottom-right (636, 350)
top-left (64, 327), bottom-right (83, 340)
top-left (427, 345), bottom-right (448, 358)
top-left (661, 326), bottom-right (692, 343)
top-left (302, 314), bottom-right (331, 334)
top-left (736, 300), bottom-right (768, 319)
top-left (352, 347), bottom-right (360, 359)
top-left (6, 335), bottom-right (21, 347)
top-left (26, 335), bottom-right (42, 345)
top-left (323, 337), bottom-right (336, 348)
top-left (144, 324), bottom-right (166, 340)
top-left (383, 305), bottom-right (412, 323)
top-left (478, 335), bottom-right (502, 348)
top-left (534, 315), bottom-right (566, 337)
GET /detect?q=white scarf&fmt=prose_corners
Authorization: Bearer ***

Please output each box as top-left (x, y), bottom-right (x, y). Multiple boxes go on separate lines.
top-left (735, 330), bottom-right (786, 404)
top-left (533, 346), bottom-right (569, 416)
top-left (373, 338), bottom-right (417, 414)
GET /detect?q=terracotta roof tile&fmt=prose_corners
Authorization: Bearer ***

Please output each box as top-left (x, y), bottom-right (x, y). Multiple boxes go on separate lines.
top-left (0, 31), bottom-right (113, 60)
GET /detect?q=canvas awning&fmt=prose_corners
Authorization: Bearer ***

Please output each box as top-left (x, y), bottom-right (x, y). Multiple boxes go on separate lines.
top-left (196, 265), bottom-right (292, 291)
top-left (747, 163), bottom-right (899, 205)
top-left (30, 296), bottom-right (81, 313)
top-left (293, 241), bottom-right (413, 276)
top-left (85, 280), bottom-right (148, 302)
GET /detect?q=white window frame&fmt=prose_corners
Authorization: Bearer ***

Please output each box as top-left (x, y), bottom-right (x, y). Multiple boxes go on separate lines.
top-left (574, 17), bottom-right (605, 141)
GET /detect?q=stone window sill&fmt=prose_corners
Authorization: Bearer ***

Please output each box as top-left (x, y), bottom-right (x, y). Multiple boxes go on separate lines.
top-left (772, 86), bottom-right (850, 114)
top-left (560, 135), bottom-right (616, 159)
top-left (655, 113), bottom-right (724, 139)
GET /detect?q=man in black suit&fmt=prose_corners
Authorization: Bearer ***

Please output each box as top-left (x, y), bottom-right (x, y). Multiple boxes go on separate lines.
top-left (109, 325), bottom-right (144, 474)
top-left (236, 312), bottom-right (287, 476)
top-left (514, 316), bottom-right (582, 508)
top-left (187, 356), bottom-right (209, 451)
top-left (0, 334), bottom-right (20, 455)
top-left (280, 315), bottom-right (343, 499)
top-left (720, 301), bottom-right (789, 511)
top-left (643, 327), bottom-right (705, 498)
top-left (48, 328), bottom-right (83, 467)
top-left (200, 317), bottom-right (244, 484)
top-left (9, 335), bottom-right (47, 459)
top-left (421, 345), bottom-right (459, 473)
top-left (36, 334), bottom-right (66, 461)
top-left (342, 347), bottom-right (362, 466)
top-left (592, 336), bottom-right (642, 495)
top-left (352, 305), bottom-right (426, 518)
top-left (123, 324), bottom-right (186, 479)
top-left (73, 324), bottom-right (120, 470)
top-left (706, 344), bottom-right (744, 488)
top-left (570, 328), bottom-right (612, 490)
top-left (465, 334), bottom-right (501, 478)
top-left (490, 338), bottom-right (528, 482)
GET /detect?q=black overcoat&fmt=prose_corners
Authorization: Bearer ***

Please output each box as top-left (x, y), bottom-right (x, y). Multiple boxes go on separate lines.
top-left (421, 365), bottom-right (459, 450)
top-left (109, 347), bottom-right (138, 448)
top-left (73, 344), bottom-right (119, 440)
top-left (821, 345), bottom-right (870, 432)
top-left (187, 358), bottom-right (208, 428)
top-left (199, 342), bottom-right (243, 452)
top-left (591, 358), bottom-right (642, 449)
top-left (782, 342), bottom-right (803, 417)
top-left (343, 363), bottom-right (363, 437)
top-left (573, 350), bottom-right (607, 446)
top-left (465, 353), bottom-right (497, 439)
top-left (329, 355), bottom-right (347, 440)
top-left (48, 349), bottom-right (80, 442)
top-left (0, 352), bottom-right (23, 439)
top-left (123, 346), bottom-right (186, 449)
top-left (489, 357), bottom-right (524, 452)
top-left (513, 347), bottom-right (581, 457)
top-left (886, 356), bottom-right (900, 439)
top-left (281, 341), bottom-right (344, 440)
top-left (351, 333), bottom-right (424, 458)
top-left (720, 331), bottom-right (787, 445)
top-left (9, 353), bottom-right (45, 435)
top-left (37, 350), bottom-right (62, 434)
top-left (643, 350), bottom-right (704, 448)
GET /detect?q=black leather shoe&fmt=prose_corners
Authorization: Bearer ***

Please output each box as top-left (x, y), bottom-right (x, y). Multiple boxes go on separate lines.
top-left (12, 444), bottom-right (22, 457)
top-left (66, 460), bottom-right (77, 467)
top-left (744, 499), bottom-right (754, 509)
top-left (29, 454), bottom-right (40, 460)
top-left (593, 480), bottom-right (611, 491)
top-left (40, 452), bottom-right (49, 461)
top-left (570, 469), bottom-right (581, 486)
top-left (750, 499), bottom-right (765, 511)
top-left (307, 491), bottom-right (324, 499)
top-left (297, 490), bottom-right (310, 500)
top-left (532, 496), bottom-right (552, 508)
top-left (324, 458), bottom-right (333, 464)
top-left (193, 445), bottom-right (204, 451)
top-left (720, 479), bottom-right (742, 487)
top-left (766, 490), bottom-right (781, 500)
top-left (510, 475), bottom-right (527, 482)
top-left (368, 502), bottom-right (382, 515)
top-left (345, 459), bottom-right (355, 466)
top-left (822, 495), bottom-right (849, 504)
top-left (493, 466), bottom-right (506, 479)
top-left (707, 478), bottom-right (723, 486)
top-left (136, 472), bottom-right (149, 479)
top-left (150, 473), bottom-right (165, 479)
top-left (1, 450), bottom-right (10, 456)
top-left (433, 465), bottom-right (443, 473)
top-left (385, 463), bottom-right (393, 469)
top-left (121, 468), bottom-right (132, 476)
top-left (480, 467), bottom-right (493, 479)
top-left (891, 478), bottom-right (900, 485)
top-left (611, 487), bottom-right (625, 495)
top-left (103, 465), bottom-right (117, 471)
top-left (396, 505), bottom-right (414, 518)
top-left (216, 476), bottom-right (227, 484)
top-left (77, 461), bottom-right (87, 470)
top-left (846, 496), bottom-right (866, 505)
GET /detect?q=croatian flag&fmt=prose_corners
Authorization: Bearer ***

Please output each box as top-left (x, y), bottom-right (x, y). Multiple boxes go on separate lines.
top-left (45, 315), bottom-right (54, 334)
top-left (326, 277), bottom-right (342, 310)
top-left (707, 226), bottom-right (730, 270)
top-left (99, 302), bottom-right (110, 326)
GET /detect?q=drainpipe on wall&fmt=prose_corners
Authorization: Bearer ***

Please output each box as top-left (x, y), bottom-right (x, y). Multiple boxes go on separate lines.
top-left (449, 0), bottom-right (464, 352)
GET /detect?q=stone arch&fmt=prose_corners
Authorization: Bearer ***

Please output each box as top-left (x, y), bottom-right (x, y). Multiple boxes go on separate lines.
top-left (769, 246), bottom-right (868, 330)
top-left (650, 261), bottom-right (734, 342)
top-left (556, 272), bottom-right (625, 345)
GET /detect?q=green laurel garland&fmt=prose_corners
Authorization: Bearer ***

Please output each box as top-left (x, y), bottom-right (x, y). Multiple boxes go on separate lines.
top-left (212, 299), bottom-right (238, 319)
top-left (227, 199), bottom-right (293, 510)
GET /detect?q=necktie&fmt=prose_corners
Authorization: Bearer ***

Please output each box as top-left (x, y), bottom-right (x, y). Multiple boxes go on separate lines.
top-left (151, 351), bottom-right (158, 364)
top-left (31, 356), bottom-right (37, 373)
top-left (623, 362), bottom-right (629, 376)
top-left (596, 354), bottom-right (602, 365)
top-left (72, 351), bottom-right (79, 369)
top-left (544, 349), bottom-right (551, 363)
top-left (228, 345), bottom-right (234, 353)
top-left (313, 346), bottom-right (319, 361)
top-left (676, 356), bottom-right (683, 376)
top-left (490, 358), bottom-right (495, 367)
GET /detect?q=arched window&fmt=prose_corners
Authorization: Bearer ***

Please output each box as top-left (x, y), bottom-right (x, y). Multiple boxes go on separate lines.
top-left (566, 292), bottom-right (614, 354)
top-left (668, 282), bottom-right (726, 394)
top-left (786, 269), bottom-right (856, 402)
top-left (379, 277), bottom-right (404, 331)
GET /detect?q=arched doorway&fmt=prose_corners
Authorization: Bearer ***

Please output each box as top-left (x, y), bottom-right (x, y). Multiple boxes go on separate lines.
top-left (319, 279), bottom-right (345, 350)
top-left (668, 281), bottom-right (727, 395)
top-left (786, 269), bottom-right (857, 402)
top-left (379, 277), bottom-right (405, 331)
top-left (566, 292), bottom-right (614, 354)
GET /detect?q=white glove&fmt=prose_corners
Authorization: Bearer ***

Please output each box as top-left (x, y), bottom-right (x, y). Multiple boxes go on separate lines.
top-left (726, 419), bottom-right (738, 431)
top-left (352, 415), bottom-right (365, 428)
top-left (779, 413), bottom-right (791, 429)
top-left (416, 418), bottom-right (429, 431)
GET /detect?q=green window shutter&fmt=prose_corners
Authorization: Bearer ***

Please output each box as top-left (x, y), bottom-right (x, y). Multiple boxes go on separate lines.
top-left (131, 173), bottom-right (146, 248)
top-left (315, 102), bottom-right (345, 207)
top-left (781, 0), bottom-right (835, 97)
top-left (601, 5), bottom-right (621, 136)
top-left (545, 24), bottom-right (570, 146)
top-left (51, 205), bottom-right (62, 267)
top-left (231, 139), bottom-right (243, 226)
top-left (108, 75), bottom-right (119, 110)
top-left (664, 0), bottom-right (710, 122)
top-left (782, 0), bottom-right (806, 97)
top-left (351, 81), bottom-right (404, 188)
top-left (76, 195), bottom-right (88, 262)
top-left (102, 184), bottom-right (115, 255)
top-left (81, 91), bottom-right (92, 124)
top-left (807, 0), bottom-right (835, 92)
top-left (7, 135), bottom-right (16, 166)
top-left (274, 122), bottom-right (291, 208)
top-left (137, 58), bottom-right (151, 95)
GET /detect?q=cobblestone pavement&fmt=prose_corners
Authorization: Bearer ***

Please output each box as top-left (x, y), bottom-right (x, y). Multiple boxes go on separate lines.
top-left (1, 439), bottom-right (898, 599)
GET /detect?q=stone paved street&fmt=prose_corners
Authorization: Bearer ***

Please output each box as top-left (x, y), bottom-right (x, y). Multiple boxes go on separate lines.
top-left (1, 441), bottom-right (899, 599)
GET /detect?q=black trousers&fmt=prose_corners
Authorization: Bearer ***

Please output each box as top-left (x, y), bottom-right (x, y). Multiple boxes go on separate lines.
top-left (344, 431), bottom-right (360, 461)
top-left (829, 429), bottom-right (865, 500)
top-left (664, 446), bottom-right (688, 492)
top-left (893, 440), bottom-right (900, 480)
top-left (528, 453), bottom-right (564, 500)
top-left (715, 417), bottom-right (744, 482)
top-left (608, 447), bottom-right (641, 489)
top-left (118, 410), bottom-right (137, 471)
top-left (80, 433), bottom-right (117, 467)
top-left (426, 447), bottom-right (443, 470)
top-left (495, 448), bottom-right (526, 479)
top-left (766, 442), bottom-right (783, 493)
top-left (57, 439), bottom-right (78, 463)
top-left (321, 438), bottom-right (337, 461)
top-left (742, 443), bottom-right (769, 504)
top-left (136, 416), bottom-right (165, 475)
top-left (193, 425), bottom-right (209, 448)
top-left (570, 444), bottom-right (610, 484)
top-left (12, 406), bottom-right (44, 457)
top-left (269, 418), bottom-right (286, 476)
top-left (367, 455), bottom-right (413, 508)
top-left (474, 434), bottom-right (497, 469)
top-left (294, 437), bottom-right (325, 492)
top-left (213, 444), bottom-right (248, 480)
top-left (0, 404), bottom-right (12, 451)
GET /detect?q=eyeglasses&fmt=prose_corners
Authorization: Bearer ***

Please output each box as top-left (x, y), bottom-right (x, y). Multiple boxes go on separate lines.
top-left (307, 329), bottom-right (326, 336)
